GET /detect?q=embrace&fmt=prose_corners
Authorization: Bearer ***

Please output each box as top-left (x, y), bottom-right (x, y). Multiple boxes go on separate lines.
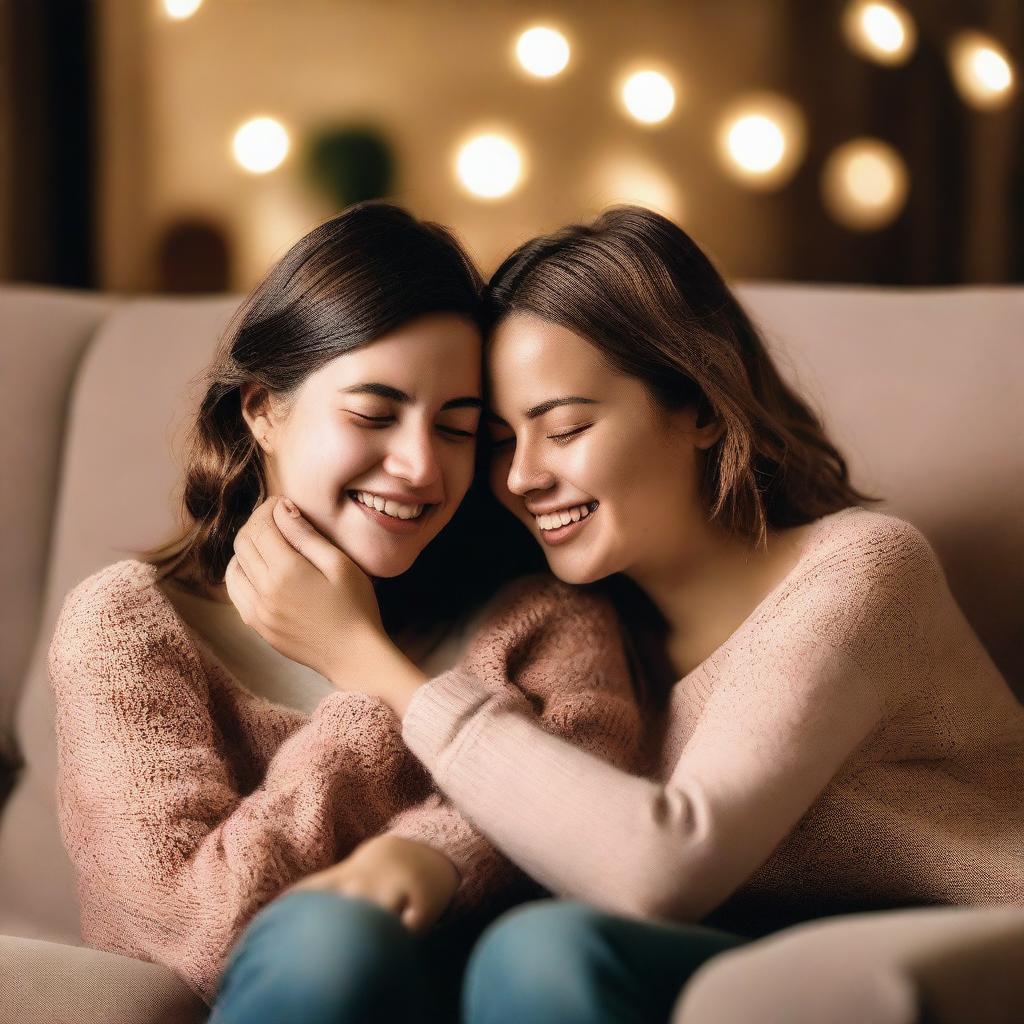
top-left (48, 202), bottom-right (1024, 1024)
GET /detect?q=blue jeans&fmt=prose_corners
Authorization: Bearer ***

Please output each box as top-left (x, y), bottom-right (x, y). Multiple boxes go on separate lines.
top-left (462, 899), bottom-right (750, 1024)
top-left (209, 889), bottom-right (487, 1024)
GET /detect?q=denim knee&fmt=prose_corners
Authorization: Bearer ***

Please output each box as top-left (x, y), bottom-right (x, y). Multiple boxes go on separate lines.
top-left (211, 890), bottom-right (420, 1024)
top-left (463, 900), bottom-right (611, 1024)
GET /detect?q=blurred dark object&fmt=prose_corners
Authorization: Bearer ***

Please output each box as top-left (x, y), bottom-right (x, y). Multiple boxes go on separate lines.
top-left (304, 125), bottom-right (396, 207)
top-left (4, 0), bottom-right (95, 287)
top-left (156, 218), bottom-right (231, 293)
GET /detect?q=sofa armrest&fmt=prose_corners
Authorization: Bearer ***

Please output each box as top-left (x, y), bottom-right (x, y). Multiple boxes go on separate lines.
top-left (0, 934), bottom-right (208, 1024)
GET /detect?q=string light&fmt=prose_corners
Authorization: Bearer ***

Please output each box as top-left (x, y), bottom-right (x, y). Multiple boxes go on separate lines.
top-left (842, 1), bottom-right (916, 65)
top-left (232, 118), bottom-right (290, 174)
top-left (620, 70), bottom-right (677, 125)
top-left (948, 31), bottom-right (1016, 110)
top-left (515, 26), bottom-right (571, 79)
top-left (455, 133), bottom-right (524, 199)
top-left (162, 0), bottom-right (203, 20)
top-left (821, 138), bottom-right (909, 230)
top-left (717, 93), bottom-right (806, 190)
top-left (589, 155), bottom-right (683, 220)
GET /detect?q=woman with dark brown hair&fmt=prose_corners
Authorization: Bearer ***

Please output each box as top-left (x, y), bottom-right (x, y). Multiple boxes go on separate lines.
top-left (47, 201), bottom-right (642, 1023)
top-left (229, 205), bottom-right (1024, 1023)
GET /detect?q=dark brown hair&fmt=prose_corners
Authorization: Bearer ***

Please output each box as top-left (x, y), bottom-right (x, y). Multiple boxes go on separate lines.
top-left (137, 201), bottom-right (545, 640)
top-left (484, 205), bottom-right (882, 703)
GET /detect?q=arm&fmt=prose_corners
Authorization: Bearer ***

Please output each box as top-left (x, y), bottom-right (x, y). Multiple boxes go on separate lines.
top-left (49, 568), bottom-right (410, 1005)
top-left (381, 573), bottom-right (644, 915)
top-left (401, 518), bottom-right (941, 923)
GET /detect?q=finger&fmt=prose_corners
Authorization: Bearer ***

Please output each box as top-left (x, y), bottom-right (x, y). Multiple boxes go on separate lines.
top-left (232, 530), bottom-right (269, 592)
top-left (343, 877), bottom-right (408, 918)
top-left (271, 498), bottom-right (342, 580)
top-left (247, 499), bottom-right (318, 579)
top-left (224, 555), bottom-right (258, 625)
top-left (235, 496), bottom-right (278, 553)
top-left (400, 896), bottom-right (424, 933)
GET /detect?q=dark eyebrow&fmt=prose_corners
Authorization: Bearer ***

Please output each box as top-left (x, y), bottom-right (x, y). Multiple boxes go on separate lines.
top-left (340, 383), bottom-right (483, 411)
top-left (486, 396), bottom-right (600, 425)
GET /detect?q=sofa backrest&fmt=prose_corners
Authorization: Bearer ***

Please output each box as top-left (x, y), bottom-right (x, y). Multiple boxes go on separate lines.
top-left (0, 294), bottom-right (237, 941)
top-left (0, 284), bottom-right (1021, 943)
top-left (740, 284), bottom-right (1023, 691)
top-left (0, 288), bottom-right (116, 771)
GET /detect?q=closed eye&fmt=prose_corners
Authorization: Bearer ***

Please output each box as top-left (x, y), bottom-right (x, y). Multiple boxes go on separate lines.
top-left (350, 412), bottom-right (475, 440)
top-left (548, 424), bottom-right (591, 444)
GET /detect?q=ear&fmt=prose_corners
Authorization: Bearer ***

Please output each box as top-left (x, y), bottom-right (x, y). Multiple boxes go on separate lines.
top-left (240, 383), bottom-right (278, 454)
top-left (692, 395), bottom-right (724, 451)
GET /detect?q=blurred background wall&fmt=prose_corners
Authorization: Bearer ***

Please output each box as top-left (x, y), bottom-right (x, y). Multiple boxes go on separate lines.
top-left (1, 0), bottom-right (1021, 293)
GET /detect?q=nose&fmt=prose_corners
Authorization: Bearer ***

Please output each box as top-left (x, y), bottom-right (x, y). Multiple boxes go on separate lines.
top-left (505, 439), bottom-right (555, 497)
top-left (381, 420), bottom-right (443, 490)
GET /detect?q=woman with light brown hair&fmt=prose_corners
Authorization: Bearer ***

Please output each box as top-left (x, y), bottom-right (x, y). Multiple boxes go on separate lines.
top-left (229, 205), bottom-right (1024, 1023)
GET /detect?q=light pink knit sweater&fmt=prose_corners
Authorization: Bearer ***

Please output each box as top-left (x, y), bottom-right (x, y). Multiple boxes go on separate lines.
top-left (48, 561), bottom-right (641, 1004)
top-left (402, 507), bottom-right (1024, 936)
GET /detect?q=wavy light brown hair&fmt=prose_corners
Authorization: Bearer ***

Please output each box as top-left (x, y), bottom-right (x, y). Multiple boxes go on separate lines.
top-left (485, 205), bottom-right (881, 547)
top-left (138, 201), bottom-right (546, 641)
top-left (484, 205), bottom-right (882, 699)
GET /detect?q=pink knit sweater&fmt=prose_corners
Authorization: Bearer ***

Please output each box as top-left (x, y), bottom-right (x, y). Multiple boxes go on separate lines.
top-left (48, 560), bottom-right (641, 1004)
top-left (402, 507), bottom-right (1024, 935)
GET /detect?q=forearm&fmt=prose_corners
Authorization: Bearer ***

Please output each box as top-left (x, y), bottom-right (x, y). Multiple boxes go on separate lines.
top-left (327, 628), bottom-right (428, 719)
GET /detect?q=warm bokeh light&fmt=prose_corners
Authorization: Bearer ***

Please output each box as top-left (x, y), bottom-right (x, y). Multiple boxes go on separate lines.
top-left (948, 31), bottom-right (1016, 110)
top-left (717, 93), bottom-right (806, 190)
top-left (515, 26), bottom-right (570, 78)
top-left (588, 155), bottom-right (683, 221)
top-left (232, 117), bottom-right (290, 174)
top-left (842, 1), bottom-right (916, 66)
top-left (162, 0), bottom-right (203, 20)
top-left (822, 138), bottom-right (909, 230)
top-left (455, 133), bottom-right (524, 199)
top-left (620, 70), bottom-right (677, 125)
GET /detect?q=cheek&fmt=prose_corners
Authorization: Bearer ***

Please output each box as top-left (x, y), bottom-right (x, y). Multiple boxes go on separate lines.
top-left (279, 424), bottom-right (376, 499)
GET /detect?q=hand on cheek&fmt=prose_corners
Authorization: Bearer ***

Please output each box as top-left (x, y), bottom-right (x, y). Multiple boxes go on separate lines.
top-left (224, 497), bottom-right (385, 681)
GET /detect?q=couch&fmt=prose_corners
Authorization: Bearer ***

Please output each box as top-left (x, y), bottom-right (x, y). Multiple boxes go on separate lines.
top-left (1, 283), bottom-right (1021, 1023)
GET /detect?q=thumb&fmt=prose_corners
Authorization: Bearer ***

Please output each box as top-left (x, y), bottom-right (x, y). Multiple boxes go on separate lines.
top-left (272, 498), bottom-right (340, 579)
top-left (400, 896), bottom-right (424, 933)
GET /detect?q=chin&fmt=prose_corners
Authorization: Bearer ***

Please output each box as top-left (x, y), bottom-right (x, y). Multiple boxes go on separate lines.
top-left (543, 555), bottom-right (607, 586)
top-left (351, 549), bottom-right (418, 580)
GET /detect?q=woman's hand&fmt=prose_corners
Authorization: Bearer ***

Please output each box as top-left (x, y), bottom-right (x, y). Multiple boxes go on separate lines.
top-left (225, 497), bottom-right (427, 715)
top-left (282, 835), bottom-right (460, 934)
top-left (225, 497), bottom-right (384, 678)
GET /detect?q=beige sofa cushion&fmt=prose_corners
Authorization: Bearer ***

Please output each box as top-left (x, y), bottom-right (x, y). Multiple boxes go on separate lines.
top-left (0, 934), bottom-right (207, 1024)
top-left (673, 904), bottom-right (1024, 1024)
top-left (0, 287), bottom-right (115, 769)
top-left (740, 284), bottom-right (1024, 692)
top-left (0, 296), bottom-right (238, 944)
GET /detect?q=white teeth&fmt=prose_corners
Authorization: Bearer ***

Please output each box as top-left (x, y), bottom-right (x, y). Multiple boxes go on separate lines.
top-left (536, 502), bottom-right (595, 531)
top-left (355, 491), bottom-right (424, 520)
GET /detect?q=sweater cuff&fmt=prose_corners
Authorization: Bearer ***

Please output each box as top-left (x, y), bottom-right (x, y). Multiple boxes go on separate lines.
top-left (401, 667), bottom-right (530, 772)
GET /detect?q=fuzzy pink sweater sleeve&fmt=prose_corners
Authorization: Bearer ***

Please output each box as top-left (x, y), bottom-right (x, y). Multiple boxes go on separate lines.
top-left (383, 572), bottom-right (645, 915)
top-left (402, 514), bottom-right (954, 924)
top-left (49, 565), bottom-right (414, 1005)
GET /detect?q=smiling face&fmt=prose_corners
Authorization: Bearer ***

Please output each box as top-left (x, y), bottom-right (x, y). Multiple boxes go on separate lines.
top-left (485, 312), bottom-right (723, 585)
top-left (243, 312), bottom-right (482, 579)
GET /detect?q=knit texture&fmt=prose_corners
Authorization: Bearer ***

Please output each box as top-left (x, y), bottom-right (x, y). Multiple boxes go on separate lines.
top-left (48, 560), bottom-right (642, 1004)
top-left (402, 507), bottom-right (1024, 937)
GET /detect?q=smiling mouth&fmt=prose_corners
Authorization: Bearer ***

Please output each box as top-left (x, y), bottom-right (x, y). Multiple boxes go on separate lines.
top-left (532, 500), bottom-right (599, 531)
top-left (346, 490), bottom-right (437, 520)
